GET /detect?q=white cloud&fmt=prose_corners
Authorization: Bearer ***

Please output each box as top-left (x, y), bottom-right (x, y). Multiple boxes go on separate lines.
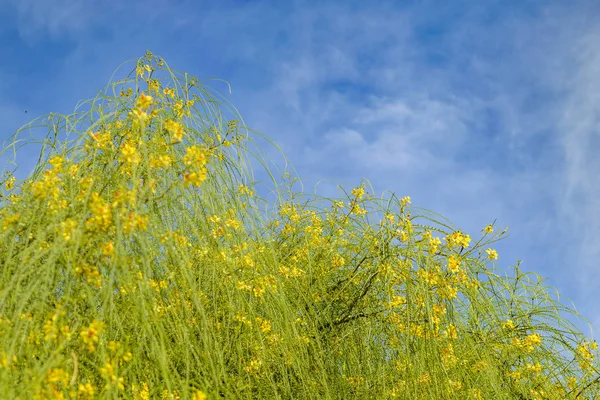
top-left (9, 0), bottom-right (96, 40)
top-left (559, 26), bottom-right (600, 292)
top-left (301, 94), bottom-right (470, 177)
top-left (7, 0), bottom-right (192, 42)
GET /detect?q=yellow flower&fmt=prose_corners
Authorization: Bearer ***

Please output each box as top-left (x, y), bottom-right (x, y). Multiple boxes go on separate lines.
top-left (440, 345), bottom-right (457, 367)
top-left (525, 362), bottom-right (543, 375)
top-left (120, 141), bottom-right (141, 165)
top-left (447, 254), bottom-right (461, 273)
top-left (74, 263), bottom-right (102, 287)
top-left (238, 184), bottom-right (254, 196)
top-left (130, 108), bottom-right (149, 124)
top-left (47, 368), bottom-right (69, 385)
top-left (124, 213), bottom-right (149, 234)
top-left (486, 248), bottom-right (498, 260)
top-left (523, 333), bottom-right (542, 352)
top-left (244, 358), bottom-right (262, 374)
top-left (184, 145), bottom-right (207, 168)
top-left (350, 204), bottom-right (367, 216)
top-left (102, 241), bottom-right (115, 257)
top-left (120, 88), bottom-right (133, 97)
top-left (503, 319), bottom-right (515, 330)
top-left (389, 295), bottom-right (406, 308)
top-left (132, 382), bottom-right (150, 400)
top-left (69, 163), bottom-right (79, 178)
top-left (80, 320), bottom-right (105, 352)
top-left (136, 93), bottom-right (154, 110)
top-left (89, 131), bottom-right (113, 150)
top-left (384, 213), bottom-right (396, 224)
top-left (4, 176), bottom-right (15, 190)
top-left (576, 341), bottom-right (596, 371)
top-left (183, 171), bottom-right (206, 187)
top-left (417, 373), bottom-right (431, 385)
top-left (108, 341), bottom-right (121, 352)
top-left (331, 253), bottom-right (345, 268)
top-left (86, 192), bottom-right (112, 232)
top-left (148, 79), bottom-right (160, 93)
top-left (351, 186), bottom-right (365, 199)
top-left (78, 383), bottom-right (95, 398)
top-left (49, 155), bottom-right (65, 171)
top-left (164, 119), bottom-right (185, 142)
top-left (192, 391), bottom-right (207, 400)
top-left (100, 359), bottom-right (124, 390)
top-left (163, 87), bottom-right (176, 98)
top-left (445, 231), bottom-right (471, 248)
top-left (397, 229), bottom-right (409, 242)
top-left (255, 317), bottom-right (272, 333)
top-left (122, 351), bottom-right (133, 362)
top-left (444, 324), bottom-right (458, 340)
top-left (150, 154), bottom-right (173, 169)
top-left (428, 236), bottom-right (442, 254)
top-left (59, 218), bottom-right (78, 241)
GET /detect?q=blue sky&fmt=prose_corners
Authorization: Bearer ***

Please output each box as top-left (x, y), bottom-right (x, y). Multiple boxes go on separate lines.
top-left (1, 0), bottom-right (599, 340)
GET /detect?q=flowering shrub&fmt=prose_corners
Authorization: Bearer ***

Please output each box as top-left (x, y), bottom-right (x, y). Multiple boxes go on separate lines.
top-left (0, 51), bottom-right (598, 399)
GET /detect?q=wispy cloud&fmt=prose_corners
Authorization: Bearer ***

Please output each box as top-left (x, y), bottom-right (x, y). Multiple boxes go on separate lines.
top-left (9, 0), bottom-right (99, 41)
top-left (559, 24), bottom-right (600, 322)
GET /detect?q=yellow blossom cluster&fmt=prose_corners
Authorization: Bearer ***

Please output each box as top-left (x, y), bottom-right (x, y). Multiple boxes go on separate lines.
top-left (42, 309), bottom-right (71, 344)
top-left (444, 230), bottom-right (471, 249)
top-left (164, 119), bottom-right (185, 143)
top-left (80, 320), bottom-right (105, 352)
top-left (183, 145), bottom-right (208, 187)
top-left (576, 340), bottom-right (599, 371)
top-left (512, 332), bottom-right (542, 353)
top-left (85, 192), bottom-right (113, 232)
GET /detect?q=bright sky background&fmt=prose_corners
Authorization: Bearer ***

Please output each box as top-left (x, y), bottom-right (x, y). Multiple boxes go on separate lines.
top-left (1, 0), bottom-right (599, 340)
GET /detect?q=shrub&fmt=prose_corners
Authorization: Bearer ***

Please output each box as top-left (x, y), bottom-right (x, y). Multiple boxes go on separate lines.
top-left (0, 51), bottom-right (598, 399)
